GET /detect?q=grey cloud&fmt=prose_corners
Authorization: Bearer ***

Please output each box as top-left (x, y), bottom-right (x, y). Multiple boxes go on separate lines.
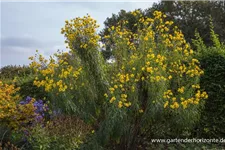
top-left (1, 36), bottom-right (45, 48)
top-left (0, 35), bottom-right (66, 67)
top-left (1, 36), bottom-right (63, 52)
top-left (0, 44), bottom-right (66, 67)
top-left (1, 47), bottom-right (34, 67)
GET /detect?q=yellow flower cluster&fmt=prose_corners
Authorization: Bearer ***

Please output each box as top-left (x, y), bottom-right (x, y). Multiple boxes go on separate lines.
top-left (104, 10), bottom-right (207, 110)
top-left (29, 51), bottom-right (83, 93)
top-left (0, 81), bottom-right (19, 119)
top-left (61, 14), bottom-right (100, 51)
top-left (169, 59), bottom-right (204, 78)
top-left (163, 86), bottom-right (208, 109)
top-left (105, 91), bottom-right (132, 109)
top-left (28, 11), bottom-right (207, 113)
top-left (0, 81), bottom-right (36, 129)
top-left (130, 9), bottom-right (142, 17)
top-left (104, 71), bottom-right (136, 108)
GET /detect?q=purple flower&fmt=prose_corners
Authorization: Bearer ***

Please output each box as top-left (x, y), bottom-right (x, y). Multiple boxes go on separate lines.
top-left (19, 96), bottom-right (49, 124)
top-left (35, 115), bottom-right (43, 122)
top-left (19, 101), bottom-right (26, 105)
top-left (38, 100), bottom-right (43, 104)
top-left (25, 96), bottom-right (32, 103)
top-left (20, 96), bottom-right (32, 105)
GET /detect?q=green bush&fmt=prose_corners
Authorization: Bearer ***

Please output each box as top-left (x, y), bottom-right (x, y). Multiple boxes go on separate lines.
top-left (0, 64), bottom-right (48, 100)
top-left (0, 65), bottom-right (32, 80)
top-left (16, 75), bottom-right (49, 100)
top-left (28, 115), bottom-right (91, 150)
top-left (193, 25), bottom-right (225, 139)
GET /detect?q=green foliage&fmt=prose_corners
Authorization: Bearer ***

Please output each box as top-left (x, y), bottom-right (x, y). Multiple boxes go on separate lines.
top-left (28, 115), bottom-right (91, 150)
top-left (193, 25), bottom-right (225, 139)
top-left (15, 75), bottom-right (48, 100)
top-left (0, 64), bottom-right (47, 100)
top-left (0, 65), bottom-right (32, 80)
top-left (28, 124), bottom-right (51, 150)
top-left (0, 125), bottom-right (31, 150)
top-left (198, 54), bottom-right (225, 138)
top-left (0, 126), bottom-right (11, 145)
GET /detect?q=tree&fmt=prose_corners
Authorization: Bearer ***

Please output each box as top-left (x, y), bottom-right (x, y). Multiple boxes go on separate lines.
top-left (147, 1), bottom-right (225, 46)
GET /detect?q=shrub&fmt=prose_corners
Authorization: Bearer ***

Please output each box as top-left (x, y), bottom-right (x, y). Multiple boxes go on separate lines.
top-left (28, 115), bottom-right (91, 150)
top-left (16, 76), bottom-right (49, 101)
top-left (29, 10), bottom-right (207, 149)
top-left (0, 65), bottom-right (31, 80)
top-left (0, 65), bottom-right (48, 101)
top-left (193, 25), bottom-right (225, 139)
top-left (0, 81), bottom-right (36, 130)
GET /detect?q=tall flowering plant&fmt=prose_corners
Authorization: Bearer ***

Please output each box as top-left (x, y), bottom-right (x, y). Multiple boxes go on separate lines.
top-left (96, 11), bottom-right (208, 148)
top-left (29, 10), bottom-right (208, 149)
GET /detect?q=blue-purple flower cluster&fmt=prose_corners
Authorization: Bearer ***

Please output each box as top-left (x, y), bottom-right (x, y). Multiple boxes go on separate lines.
top-left (20, 96), bottom-right (49, 123)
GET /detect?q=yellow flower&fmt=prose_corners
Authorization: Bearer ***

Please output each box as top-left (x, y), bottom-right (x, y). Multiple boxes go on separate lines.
top-left (139, 109), bottom-right (144, 113)
top-left (109, 87), bottom-right (115, 91)
top-left (172, 97), bottom-right (176, 101)
top-left (168, 75), bottom-right (172, 79)
top-left (146, 61), bottom-right (150, 65)
top-left (196, 84), bottom-right (200, 89)
top-left (178, 86), bottom-right (185, 93)
top-left (150, 54), bottom-right (155, 59)
top-left (118, 101), bottom-right (123, 108)
top-left (173, 102), bottom-right (179, 108)
top-left (124, 102), bottom-right (131, 107)
top-left (193, 101), bottom-right (199, 105)
top-left (164, 101), bottom-right (169, 108)
top-left (121, 94), bottom-right (127, 98)
top-left (155, 76), bottom-right (161, 82)
top-left (170, 102), bottom-right (179, 109)
top-left (180, 97), bottom-right (185, 101)
top-left (104, 93), bottom-right (108, 98)
top-left (110, 96), bottom-right (116, 103)
top-left (195, 90), bottom-right (201, 98)
top-left (146, 67), bottom-right (153, 73)
top-left (181, 101), bottom-right (188, 109)
top-left (114, 85), bottom-right (118, 89)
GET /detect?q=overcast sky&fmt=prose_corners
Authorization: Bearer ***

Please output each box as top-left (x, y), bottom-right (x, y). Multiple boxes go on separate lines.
top-left (1, 1), bottom-right (158, 68)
